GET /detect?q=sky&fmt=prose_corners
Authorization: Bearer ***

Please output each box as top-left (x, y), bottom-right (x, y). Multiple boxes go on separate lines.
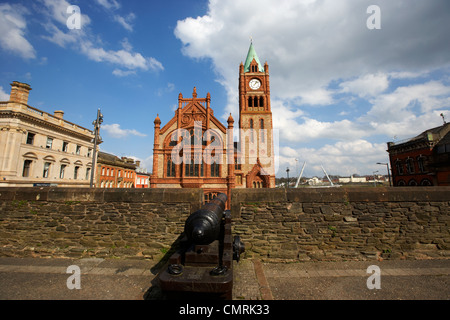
top-left (1, 0), bottom-right (449, 179)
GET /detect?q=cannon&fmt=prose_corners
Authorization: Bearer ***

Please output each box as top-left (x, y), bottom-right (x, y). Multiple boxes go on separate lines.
top-left (159, 193), bottom-right (245, 299)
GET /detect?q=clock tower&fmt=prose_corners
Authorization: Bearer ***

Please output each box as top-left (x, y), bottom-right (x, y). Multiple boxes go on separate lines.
top-left (238, 42), bottom-right (275, 188)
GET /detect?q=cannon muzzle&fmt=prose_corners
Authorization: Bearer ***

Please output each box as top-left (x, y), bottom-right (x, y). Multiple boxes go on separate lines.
top-left (184, 193), bottom-right (227, 245)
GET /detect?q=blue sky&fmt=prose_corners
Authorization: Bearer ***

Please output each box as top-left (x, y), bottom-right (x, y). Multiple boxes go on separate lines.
top-left (1, 0), bottom-right (449, 178)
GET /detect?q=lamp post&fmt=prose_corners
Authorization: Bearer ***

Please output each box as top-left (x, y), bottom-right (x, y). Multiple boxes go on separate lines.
top-left (373, 170), bottom-right (379, 187)
top-left (286, 167), bottom-right (290, 188)
top-left (90, 109), bottom-right (103, 188)
top-left (377, 162), bottom-right (392, 187)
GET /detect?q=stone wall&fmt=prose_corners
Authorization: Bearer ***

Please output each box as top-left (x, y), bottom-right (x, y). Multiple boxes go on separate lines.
top-left (0, 188), bottom-right (203, 259)
top-left (0, 187), bottom-right (449, 262)
top-left (231, 187), bottom-right (450, 261)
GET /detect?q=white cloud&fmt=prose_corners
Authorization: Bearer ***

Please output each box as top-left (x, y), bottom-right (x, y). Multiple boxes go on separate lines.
top-left (158, 83), bottom-right (175, 96)
top-left (95, 0), bottom-right (121, 10)
top-left (175, 0), bottom-right (450, 175)
top-left (80, 40), bottom-right (163, 72)
top-left (114, 13), bottom-right (135, 32)
top-left (39, 0), bottom-right (163, 74)
top-left (339, 73), bottom-right (389, 98)
top-left (112, 69), bottom-right (136, 77)
top-left (126, 155), bottom-right (153, 172)
top-left (0, 3), bottom-right (36, 59)
top-left (300, 88), bottom-right (335, 106)
top-left (102, 124), bottom-right (147, 139)
top-left (365, 81), bottom-right (450, 124)
top-left (175, 0), bottom-right (450, 113)
top-left (279, 139), bottom-right (388, 177)
top-left (0, 86), bottom-right (10, 101)
top-left (94, 0), bottom-right (135, 32)
top-left (41, 0), bottom-right (91, 27)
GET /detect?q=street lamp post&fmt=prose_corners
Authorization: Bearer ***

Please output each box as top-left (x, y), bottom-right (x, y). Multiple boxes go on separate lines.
top-left (377, 162), bottom-right (392, 187)
top-left (373, 170), bottom-right (379, 187)
top-left (90, 109), bottom-right (103, 188)
top-left (286, 168), bottom-right (290, 189)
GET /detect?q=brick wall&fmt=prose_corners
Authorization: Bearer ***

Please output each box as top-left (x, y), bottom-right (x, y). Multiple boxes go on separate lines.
top-left (0, 187), bottom-right (449, 261)
top-left (0, 188), bottom-right (203, 259)
top-left (231, 187), bottom-right (450, 261)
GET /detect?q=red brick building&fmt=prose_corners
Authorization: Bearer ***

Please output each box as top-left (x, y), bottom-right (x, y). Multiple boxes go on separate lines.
top-left (387, 122), bottom-right (450, 186)
top-left (135, 161), bottom-right (150, 188)
top-left (150, 43), bottom-right (276, 204)
top-left (96, 151), bottom-right (137, 188)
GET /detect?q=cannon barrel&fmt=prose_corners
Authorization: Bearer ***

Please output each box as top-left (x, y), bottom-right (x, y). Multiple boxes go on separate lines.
top-left (184, 193), bottom-right (227, 245)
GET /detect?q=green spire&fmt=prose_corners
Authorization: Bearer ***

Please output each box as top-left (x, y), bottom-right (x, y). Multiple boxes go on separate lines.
top-left (244, 42), bottom-right (264, 73)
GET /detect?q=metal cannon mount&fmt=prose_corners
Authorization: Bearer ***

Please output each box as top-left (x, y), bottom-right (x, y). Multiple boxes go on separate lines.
top-left (159, 193), bottom-right (244, 299)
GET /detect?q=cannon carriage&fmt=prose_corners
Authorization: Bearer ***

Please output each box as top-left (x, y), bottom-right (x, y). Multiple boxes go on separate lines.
top-left (159, 193), bottom-right (244, 299)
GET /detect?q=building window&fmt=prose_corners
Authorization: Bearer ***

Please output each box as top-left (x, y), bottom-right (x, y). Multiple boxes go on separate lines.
top-left (76, 145), bottom-right (81, 155)
top-left (167, 159), bottom-right (176, 177)
top-left (417, 156), bottom-right (426, 173)
top-left (185, 159), bottom-right (193, 177)
top-left (85, 168), bottom-right (91, 180)
top-left (87, 148), bottom-right (92, 157)
top-left (235, 158), bottom-right (241, 171)
top-left (59, 165), bottom-right (66, 179)
top-left (74, 166), bottom-right (80, 180)
top-left (408, 179), bottom-right (418, 186)
top-left (62, 142), bottom-right (69, 152)
top-left (22, 160), bottom-right (32, 177)
top-left (211, 162), bottom-right (220, 177)
top-left (406, 158), bottom-right (415, 174)
top-left (260, 119), bottom-right (265, 143)
top-left (397, 180), bottom-right (406, 186)
top-left (43, 162), bottom-right (51, 178)
top-left (437, 144), bottom-right (450, 154)
top-left (26, 133), bottom-right (35, 145)
top-left (46, 137), bottom-right (53, 149)
top-left (421, 179), bottom-right (432, 186)
top-left (395, 160), bottom-right (404, 175)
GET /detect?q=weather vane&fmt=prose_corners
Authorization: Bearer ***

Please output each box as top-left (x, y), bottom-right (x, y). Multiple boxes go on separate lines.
top-left (441, 113), bottom-right (446, 124)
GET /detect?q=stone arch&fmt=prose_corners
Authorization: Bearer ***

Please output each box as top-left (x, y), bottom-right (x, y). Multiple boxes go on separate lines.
top-left (246, 159), bottom-right (271, 188)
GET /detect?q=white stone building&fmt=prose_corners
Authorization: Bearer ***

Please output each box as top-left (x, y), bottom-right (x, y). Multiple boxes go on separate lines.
top-left (0, 81), bottom-right (96, 187)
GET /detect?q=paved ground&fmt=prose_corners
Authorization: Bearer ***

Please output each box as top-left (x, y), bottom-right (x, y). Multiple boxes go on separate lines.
top-left (0, 256), bottom-right (449, 301)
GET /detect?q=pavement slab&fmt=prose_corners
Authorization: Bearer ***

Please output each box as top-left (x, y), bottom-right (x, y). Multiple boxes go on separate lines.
top-left (0, 257), bottom-right (448, 301)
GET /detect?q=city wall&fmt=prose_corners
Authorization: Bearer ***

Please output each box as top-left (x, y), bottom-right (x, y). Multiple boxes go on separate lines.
top-left (0, 187), bottom-right (449, 262)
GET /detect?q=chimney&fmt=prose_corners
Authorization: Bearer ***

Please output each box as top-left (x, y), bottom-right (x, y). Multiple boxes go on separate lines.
top-left (54, 110), bottom-right (64, 119)
top-left (136, 161), bottom-right (141, 167)
top-left (10, 81), bottom-right (32, 105)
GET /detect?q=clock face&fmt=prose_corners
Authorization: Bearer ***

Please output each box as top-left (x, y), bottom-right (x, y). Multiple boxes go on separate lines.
top-left (249, 79), bottom-right (261, 90)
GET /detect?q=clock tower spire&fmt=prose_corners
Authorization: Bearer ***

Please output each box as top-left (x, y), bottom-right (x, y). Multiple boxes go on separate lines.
top-left (238, 42), bottom-right (275, 188)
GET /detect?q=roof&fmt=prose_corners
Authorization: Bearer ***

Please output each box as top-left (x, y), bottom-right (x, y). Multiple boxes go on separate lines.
top-left (98, 151), bottom-right (137, 169)
top-left (388, 122), bottom-right (450, 149)
top-left (244, 43), bottom-right (264, 73)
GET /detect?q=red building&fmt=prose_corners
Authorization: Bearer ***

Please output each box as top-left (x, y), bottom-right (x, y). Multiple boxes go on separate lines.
top-left (96, 151), bottom-right (137, 188)
top-left (150, 43), bottom-right (276, 205)
top-left (135, 161), bottom-right (150, 188)
top-left (387, 122), bottom-right (450, 186)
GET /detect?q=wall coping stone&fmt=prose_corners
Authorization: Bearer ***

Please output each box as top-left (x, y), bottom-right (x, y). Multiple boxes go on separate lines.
top-left (0, 187), bottom-right (204, 211)
top-left (231, 187), bottom-right (450, 218)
